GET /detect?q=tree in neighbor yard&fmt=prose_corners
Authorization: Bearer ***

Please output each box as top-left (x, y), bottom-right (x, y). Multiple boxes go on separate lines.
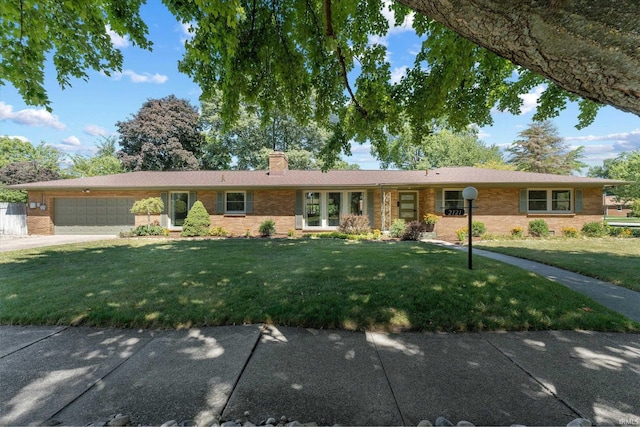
top-left (588, 150), bottom-right (640, 202)
top-left (379, 123), bottom-right (504, 170)
top-left (130, 197), bottom-right (164, 231)
top-left (69, 136), bottom-right (123, 178)
top-left (506, 121), bottom-right (586, 175)
top-left (0, 137), bottom-right (64, 202)
top-left (117, 95), bottom-right (205, 171)
top-left (2, 1), bottom-right (638, 163)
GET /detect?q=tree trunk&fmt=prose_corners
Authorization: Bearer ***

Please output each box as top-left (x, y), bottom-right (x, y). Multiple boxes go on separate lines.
top-left (396, 0), bottom-right (640, 116)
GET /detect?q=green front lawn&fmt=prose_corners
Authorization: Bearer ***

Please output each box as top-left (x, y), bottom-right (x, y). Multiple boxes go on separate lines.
top-left (1, 239), bottom-right (637, 332)
top-left (476, 238), bottom-right (640, 292)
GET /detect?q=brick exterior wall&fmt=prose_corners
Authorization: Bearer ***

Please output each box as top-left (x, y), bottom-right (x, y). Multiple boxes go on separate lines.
top-left (26, 187), bottom-right (606, 239)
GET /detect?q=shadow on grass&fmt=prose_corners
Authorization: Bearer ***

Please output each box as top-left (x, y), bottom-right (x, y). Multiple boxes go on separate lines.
top-left (1, 239), bottom-right (638, 332)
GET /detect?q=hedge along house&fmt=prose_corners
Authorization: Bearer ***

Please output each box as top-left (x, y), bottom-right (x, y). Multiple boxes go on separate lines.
top-left (11, 152), bottom-right (628, 240)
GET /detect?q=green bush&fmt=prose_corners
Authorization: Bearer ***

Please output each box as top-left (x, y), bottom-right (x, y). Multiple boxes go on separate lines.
top-left (471, 221), bottom-right (486, 237)
top-left (259, 219), bottom-right (276, 236)
top-left (631, 199), bottom-right (640, 217)
top-left (338, 214), bottom-right (371, 235)
top-left (210, 226), bottom-right (228, 237)
top-left (456, 227), bottom-right (468, 241)
top-left (528, 219), bottom-right (550, 237)
top-left (181, 201), bottom-right (211, 237)
top-left (401, 220), bottom-right (425, 241)
top-left (389, 219), bottom-right (406, 238)
top-left (131, 224), bottom-right (164, 236)
top-left (581, 221), bottom-right (607, 238)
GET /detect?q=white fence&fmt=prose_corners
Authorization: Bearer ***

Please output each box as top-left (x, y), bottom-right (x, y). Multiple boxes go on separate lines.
top-left (0, 203), bottom-right (27, 235)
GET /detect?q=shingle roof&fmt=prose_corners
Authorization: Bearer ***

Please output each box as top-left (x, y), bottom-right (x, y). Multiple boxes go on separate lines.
top-left (8, 167), bottom-right (627, 190)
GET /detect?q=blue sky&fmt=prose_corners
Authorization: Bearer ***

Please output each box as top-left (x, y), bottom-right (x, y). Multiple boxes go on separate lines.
top-left (1, 1), bottom-right (638, 172)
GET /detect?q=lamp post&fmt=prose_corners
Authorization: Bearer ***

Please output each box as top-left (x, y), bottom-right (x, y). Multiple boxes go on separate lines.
top-left (462, 186), bottom-right (478, 270)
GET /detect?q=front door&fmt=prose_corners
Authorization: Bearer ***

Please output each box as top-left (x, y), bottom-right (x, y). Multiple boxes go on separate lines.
top-left (398, 192), bottom-right (418, 222)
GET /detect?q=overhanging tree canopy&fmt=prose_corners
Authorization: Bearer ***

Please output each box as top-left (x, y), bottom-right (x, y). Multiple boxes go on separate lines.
top-left (2, 0), bottom-right (638, 162)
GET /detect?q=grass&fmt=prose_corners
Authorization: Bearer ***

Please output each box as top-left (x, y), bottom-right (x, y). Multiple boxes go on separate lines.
top-left (476, 238), bottom-right (640, 292)
top-left (605, 216), bottom-right (640, 223)
top-left (1, 238), bottom-right (638, 332)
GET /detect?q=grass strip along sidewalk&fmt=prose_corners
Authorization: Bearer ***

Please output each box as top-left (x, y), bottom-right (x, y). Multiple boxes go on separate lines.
top-left (476, 239), bottom-right (640, 293)
top-left (1, 239), bottom-right (638, 332)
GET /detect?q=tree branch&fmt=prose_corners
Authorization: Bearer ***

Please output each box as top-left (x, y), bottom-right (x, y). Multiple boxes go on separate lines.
top-left (323, 0), bottom-right (368, 118)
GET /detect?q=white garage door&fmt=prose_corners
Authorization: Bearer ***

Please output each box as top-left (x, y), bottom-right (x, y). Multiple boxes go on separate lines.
top-left (54, 198), bottom-right (135, 235)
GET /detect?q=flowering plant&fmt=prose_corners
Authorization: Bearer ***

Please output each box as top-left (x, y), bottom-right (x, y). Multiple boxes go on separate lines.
top-left (423, 213), bottom-right (440, 225)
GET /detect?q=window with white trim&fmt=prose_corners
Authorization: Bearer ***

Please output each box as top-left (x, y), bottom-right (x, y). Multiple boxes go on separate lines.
top-left (528, 189), bottom-right (572, 213)
top-left (303, 190), bottom-right (366, 228)
top-left (226, 191), bottom-right (245, 214)
top-left (443, 189), bottom-right (465, 209)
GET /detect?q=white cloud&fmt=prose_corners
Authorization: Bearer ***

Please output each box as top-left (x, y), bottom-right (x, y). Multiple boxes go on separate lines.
top-left (518, 85), bottom-right (545, 114)
top-left (61, 135), bottom-right (81, 147)
top-left (180, 22), bottom-right (196, 42)
top-left (381, 0), bottom-right (414, 35)
top-left (112, 70), bottom-right (168, 84)
top-left (0, 102), bottom-right (66, 130)
top-left (368, 34), bottom-right (388, 47)
top-left (83, 124), bottom-right (109, 136)
top-left (5, 135), bottom-right (30, 142)
top-left (565, 129), bottom-right (640, 153)
top-left (390, 66), bottom-right (408, 84)
top-left (106, 25), bottom-right (130, 48)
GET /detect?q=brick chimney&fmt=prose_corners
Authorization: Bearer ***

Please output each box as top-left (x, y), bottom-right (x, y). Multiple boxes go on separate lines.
top-left (269, 151), bottom-right (288, 175)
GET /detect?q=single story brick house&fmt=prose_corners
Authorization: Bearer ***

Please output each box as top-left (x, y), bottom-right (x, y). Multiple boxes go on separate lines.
top-left (604, 195), bottom-right (633, 217)
top-left (10, 152), bottom-right (628, 240)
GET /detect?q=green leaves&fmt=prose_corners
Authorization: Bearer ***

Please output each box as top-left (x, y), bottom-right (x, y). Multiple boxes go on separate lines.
top-left (0, 0), bottom-right (151, 111)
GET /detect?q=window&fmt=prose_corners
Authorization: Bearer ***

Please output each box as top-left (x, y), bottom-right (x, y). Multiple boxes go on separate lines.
top-left (444, 190), bottom-right (464, 209)
top-left (170, 192), bottom-right (189, 228)
top-left (528, 189), bottom-right (572, 213)
top-left (348, 192), bottom-right (364, 215)
top-left (303, 190), bottom-right (367, 228)
top-left (305, 192), bottom-right (321, 227)
top-left (226, 192), bottom-right (245, 214)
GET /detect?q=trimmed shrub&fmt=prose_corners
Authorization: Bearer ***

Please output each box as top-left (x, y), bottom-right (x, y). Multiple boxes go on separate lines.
top-left (181, 201), bottom-right (210, 237)
top-left (389, 219), bottom-right (406, 238)
top-left (210, 226), bottom-right (228, 237)
top-left (471, 221), bottom-right (486, 237)
top-left (259, 219), bottom-right (276, 236)
top-left (528, 219), bottom-right (550, 237)
top-left (131, 224), bottom-right (164, 236)
top-left (401, 220), bottom-right (425, 241)
top-left (581, 221), bottom-right (607, 237)
top-left (338, 214), bottom-right (371, 235)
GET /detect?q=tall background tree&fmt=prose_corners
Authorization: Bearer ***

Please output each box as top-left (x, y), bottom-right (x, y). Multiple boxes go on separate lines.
top-left (0, 137), bottom-right (63, 202)
top-left (117, 95), bottom-right (205, 171)
top-left (588, 150), bottom-right (640, 202)
top-left (2, 1), bottom-right (637, 165)
top-left (200, 98), bottom-right (357, 170)
top-left (506, 121), bottom-right (586, 175)
top-left (380, 124), bottom-right (504, 170)
top-left (69, 136), bottom-right (123, 177)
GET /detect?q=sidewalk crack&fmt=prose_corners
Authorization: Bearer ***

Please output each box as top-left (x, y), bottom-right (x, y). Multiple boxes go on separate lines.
top-left (367, 332), bottom-right (408, 426)
top-left (483, 335), bottom-right (586, 419)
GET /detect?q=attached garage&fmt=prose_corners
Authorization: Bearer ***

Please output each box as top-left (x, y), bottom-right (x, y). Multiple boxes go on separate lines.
top-left (54, 198), bottom-right (135, 235)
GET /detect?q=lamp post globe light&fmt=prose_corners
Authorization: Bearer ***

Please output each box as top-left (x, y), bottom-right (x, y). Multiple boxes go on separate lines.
top-left (462, 187), bottom-right (478, 270)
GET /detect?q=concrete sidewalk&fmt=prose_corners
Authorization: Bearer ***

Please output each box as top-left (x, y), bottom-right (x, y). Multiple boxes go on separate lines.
top-left (1, 325), bottom-right (638, 426)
